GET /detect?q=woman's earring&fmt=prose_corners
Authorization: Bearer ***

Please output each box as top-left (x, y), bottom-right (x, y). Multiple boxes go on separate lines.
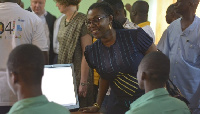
top-left (109, 24), bottom-right (112, 29)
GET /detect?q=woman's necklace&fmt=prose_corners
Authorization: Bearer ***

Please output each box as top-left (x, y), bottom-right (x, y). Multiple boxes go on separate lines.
top-left (65, 10), bottom-right (77, 27)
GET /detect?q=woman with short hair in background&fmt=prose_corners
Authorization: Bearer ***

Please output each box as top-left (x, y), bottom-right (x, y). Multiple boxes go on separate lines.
top-left (54, 0), bottom-right (94, 108)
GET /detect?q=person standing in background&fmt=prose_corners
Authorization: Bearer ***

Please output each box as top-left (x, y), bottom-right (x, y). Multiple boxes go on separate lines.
top-left (104, 0), bottom-right (138, 29)
top-left (27, 0), bottom-right (56, 64)
top-left (157, 3), bottom-right (181, 50)
top-left (158, 0), bottom-right (200, 113)
top-left (53, 5), bottom-right (79, 64)
top-left (53, 14), bottom-right (65, 64)
top-left (54, 0), bottom-right (94, 108)
top-left (130, 1), bottom-right (155, 42)
top-left (0, 0), bottom-right (48, 113)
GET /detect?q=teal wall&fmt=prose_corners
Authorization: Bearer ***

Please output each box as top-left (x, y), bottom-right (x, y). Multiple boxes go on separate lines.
top-left (22, 0), bottom-right (157, 34)
top-left (21, 0), bottom-right (96, 18)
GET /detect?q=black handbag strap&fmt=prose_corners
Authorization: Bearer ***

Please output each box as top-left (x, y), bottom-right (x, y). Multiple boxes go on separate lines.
top-left (166, 79), bottom-right (190, 105)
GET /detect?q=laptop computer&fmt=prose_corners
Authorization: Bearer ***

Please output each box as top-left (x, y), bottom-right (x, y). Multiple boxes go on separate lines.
top-left (42, 64), bottom-right (79, 109)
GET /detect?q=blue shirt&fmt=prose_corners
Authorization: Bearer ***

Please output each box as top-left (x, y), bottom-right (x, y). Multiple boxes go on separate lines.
top-left (8, 95), bottom-right (70, 114)
top-left (126, 88), bottom-right (190, 114)
top-left (158, 16), bottom-right (200, 109)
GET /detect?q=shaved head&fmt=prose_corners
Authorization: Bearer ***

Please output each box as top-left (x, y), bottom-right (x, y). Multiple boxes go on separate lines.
top-left (131, 1), bottom-right (149, 24)
top-left (7, 44), bottom-right (45, 85)
top-left (137, 51), bottom-right (170, 89)
top-left (132, 1), bottom-right (149, 15)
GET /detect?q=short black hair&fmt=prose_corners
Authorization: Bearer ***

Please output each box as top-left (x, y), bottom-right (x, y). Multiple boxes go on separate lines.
top-left (7, 44), bottom-right (45, 85)
top-left (140, 51), bottom-right (170, 83)
top-left (168, 4), bottom-right (175, 11)
top-left (132, 1), bottom-right (149, 15)
top-left (88, 2), bottom-right (124, 29)
top-left (0, 0), bottom-right (20, 4)
top-left (104, 0), bottom-right (124, 10)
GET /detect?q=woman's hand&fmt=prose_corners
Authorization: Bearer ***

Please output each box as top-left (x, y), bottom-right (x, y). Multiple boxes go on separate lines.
top-left (79, 82), bottom-right (88, 97)
top-left (79, 106), bottom-right (99, 113)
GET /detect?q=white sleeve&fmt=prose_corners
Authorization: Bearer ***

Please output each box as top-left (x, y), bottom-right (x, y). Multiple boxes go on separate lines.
top-left (32, 18), bottom-right (49, 51)
top-left (53, 14), bottom-right (65, 54)
top-left (142, 25), bottom-right (155, 43)
top-left (53, 18), bottom-right (60, 54)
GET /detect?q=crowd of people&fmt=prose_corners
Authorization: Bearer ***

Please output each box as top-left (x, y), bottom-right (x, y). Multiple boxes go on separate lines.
top-left (0, 0), bottom-right (199, 114)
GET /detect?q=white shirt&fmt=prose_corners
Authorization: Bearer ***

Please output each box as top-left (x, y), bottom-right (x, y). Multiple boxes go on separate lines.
top-left (123, 18), bottom-right (139, 29)
top-left (53, 14), bottom-right (65, 54)
top-left (32, 8), bottom-right (50, 49)
top-left (0, 2), bottom-right (48, 106)
top-left (142, 25), bottom-right (155, 42)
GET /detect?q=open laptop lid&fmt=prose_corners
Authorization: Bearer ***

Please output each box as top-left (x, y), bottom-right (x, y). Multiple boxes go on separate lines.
top-left (42, 64), bottom-right (79, 109)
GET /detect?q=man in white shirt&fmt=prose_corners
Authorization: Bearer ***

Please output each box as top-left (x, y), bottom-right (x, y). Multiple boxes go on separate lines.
top-left (0, 0), bottom-right (48, 113)
top-left (53, 14), bottom-right (65, 63)
top-left (130, 1), bottom-right (155, 42)
top-left (27, 0), bottom-right (56, 64)
top-left (157, 3), bottom-right (181, 50)
top-left (104, 0), bottom-right (138, 29)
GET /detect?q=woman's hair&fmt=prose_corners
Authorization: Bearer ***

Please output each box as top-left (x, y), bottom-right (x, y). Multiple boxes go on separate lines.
top-left (54, 0), bottom-right (81, 6)
top-left (88, 2), bottom-right (124, 29)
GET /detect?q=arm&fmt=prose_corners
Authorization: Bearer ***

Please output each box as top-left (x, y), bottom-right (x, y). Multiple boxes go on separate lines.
top-left (145, 43), bottom-right (157, 55)
top-left (43, 51), bottom-right (49, 65)
top-left (79, 34), bottom-right (92, 97)
top-left (96, 77), bottom-right (109, 108)
top-left (79, 77), bottom-right (109, 113)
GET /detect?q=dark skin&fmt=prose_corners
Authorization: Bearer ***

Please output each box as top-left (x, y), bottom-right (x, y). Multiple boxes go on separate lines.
top-left (43, 52), bottom-right (49, 65)
top-left (112, 7), bottom-right (127, 26)
top-left (130, 2), bottom-right (148, 24)
top-left (20, 1), bottom-right (24, 8)
top-left (137, 52), bottom-right (170, 93)
top-left (9, 72), bottom-right (42, 100)
top-left (125, 3), bottom-right (131, 12)
top-left (137, 64), bottom-right (166, 94)
top-left (165, 4), bottom-right (180, 24)
top-left (79, 8), bottom-right (157, 113)
top-left (174, 0), bottom-right (199, 31)
top-left (103, 0), bottom-right (127, 26)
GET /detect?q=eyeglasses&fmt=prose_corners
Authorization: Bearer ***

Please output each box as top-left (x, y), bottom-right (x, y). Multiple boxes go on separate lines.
top-left (85, 15), bottom-right (108, 26)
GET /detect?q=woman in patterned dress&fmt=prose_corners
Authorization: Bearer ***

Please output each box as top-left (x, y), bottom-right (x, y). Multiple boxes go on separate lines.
top-left (54, 0), bottom-right (94, 108)
top-left (80, 2), bottom-right (157, 114)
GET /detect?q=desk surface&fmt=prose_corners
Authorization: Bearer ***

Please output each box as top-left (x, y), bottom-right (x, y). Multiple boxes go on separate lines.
top-left (71, 112), bottom-right (101, 114)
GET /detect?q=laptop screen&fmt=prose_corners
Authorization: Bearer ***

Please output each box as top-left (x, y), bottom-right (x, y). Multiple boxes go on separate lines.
top-left (42, 64), bottom-right (79, 109)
